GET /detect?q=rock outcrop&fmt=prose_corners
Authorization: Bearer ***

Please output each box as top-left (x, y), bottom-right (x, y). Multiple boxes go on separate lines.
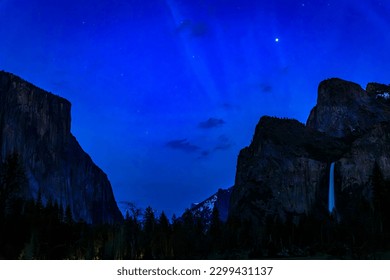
top-left (230, 78), bottom-right (390, 227)
top-left (306, 78), bottom-right (390, 138)
top-left (0, 71), bottom-right (122, 224)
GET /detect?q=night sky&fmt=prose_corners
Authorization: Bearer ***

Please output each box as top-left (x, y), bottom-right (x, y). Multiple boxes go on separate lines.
top-left (1, 0), bottom-right (390, 218)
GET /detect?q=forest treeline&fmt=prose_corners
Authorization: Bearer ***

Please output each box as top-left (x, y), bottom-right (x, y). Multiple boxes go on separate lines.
top-left (0, 183), bottom-right (231, 259)
top-left (1, 153), bottom-right (390, 259)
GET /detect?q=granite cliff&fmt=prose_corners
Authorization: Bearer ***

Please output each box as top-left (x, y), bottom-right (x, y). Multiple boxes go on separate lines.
top-left (229, 78), bottom-right (390, 237)
top-left (0, 71), bottom-right (122, 224)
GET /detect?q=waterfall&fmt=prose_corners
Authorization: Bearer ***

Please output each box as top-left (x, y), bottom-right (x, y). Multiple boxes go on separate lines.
top-left (328, 162), bottom-right (335, 213)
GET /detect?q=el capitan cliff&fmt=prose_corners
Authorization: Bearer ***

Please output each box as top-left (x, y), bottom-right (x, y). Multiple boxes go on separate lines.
top-left (0, 71), bottom-right (122, 224)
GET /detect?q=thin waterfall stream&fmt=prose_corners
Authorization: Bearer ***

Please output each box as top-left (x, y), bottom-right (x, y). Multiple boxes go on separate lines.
top-left (328, 162), bottom-right (335, 213)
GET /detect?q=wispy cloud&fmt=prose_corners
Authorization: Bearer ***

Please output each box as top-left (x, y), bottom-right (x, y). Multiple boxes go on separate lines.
top-left (166, 139), bottom-right (200, 153)
top-left (198, 118), bottom-right (225, 129)
top-left (166, 135), bottom-right (232, 158)
top-left (214, 135), bottom-right (233, 151)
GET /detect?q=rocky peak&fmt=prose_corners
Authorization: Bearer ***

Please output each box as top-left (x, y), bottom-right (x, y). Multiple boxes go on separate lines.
top-left (249, 116), bottom-right (348, 162)
top-left (316, 78), bottom-right (366, 106)
top-left (306, 78), bottom-right (390, 138)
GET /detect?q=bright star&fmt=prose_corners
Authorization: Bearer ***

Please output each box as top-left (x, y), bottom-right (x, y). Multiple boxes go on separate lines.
top-left (275, 38), bottom-right (279, 42)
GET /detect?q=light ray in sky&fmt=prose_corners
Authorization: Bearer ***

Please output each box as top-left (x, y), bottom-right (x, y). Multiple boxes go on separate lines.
top-left (165, 0), bottom-right (223, 110)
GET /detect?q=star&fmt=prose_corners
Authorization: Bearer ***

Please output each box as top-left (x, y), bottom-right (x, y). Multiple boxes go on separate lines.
top-left (275, 38), bottom-right (279, 42)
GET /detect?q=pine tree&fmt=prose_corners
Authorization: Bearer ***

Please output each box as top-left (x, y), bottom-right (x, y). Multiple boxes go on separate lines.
top-left (142, 206), bottom-right (156, 259)
top-left (64, 205), bottom-right (73, 224)
top-left (155, 211), bottom-right (172, 258)
top-left (208, 206), bottom-right (222, 254)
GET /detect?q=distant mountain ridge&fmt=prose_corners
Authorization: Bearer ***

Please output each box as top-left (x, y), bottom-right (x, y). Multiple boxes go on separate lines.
top-left (189, 187), bottom-right (232, 223)
top-left (0, 71), bottom-right (122, 223)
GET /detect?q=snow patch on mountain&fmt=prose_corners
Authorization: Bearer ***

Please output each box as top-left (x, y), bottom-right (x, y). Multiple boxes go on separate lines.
top-left (376, 92), bottom-right (390, 99)
top-left (189, 187), bottom-right (233, 223)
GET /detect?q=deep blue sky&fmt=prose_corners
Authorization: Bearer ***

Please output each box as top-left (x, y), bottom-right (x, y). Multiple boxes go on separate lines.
top-left (1, 0), bottom-right (390, 217)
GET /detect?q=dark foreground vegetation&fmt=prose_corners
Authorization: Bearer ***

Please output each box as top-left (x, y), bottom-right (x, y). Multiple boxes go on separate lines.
top-left (1, 153), bottom-right (390, 259)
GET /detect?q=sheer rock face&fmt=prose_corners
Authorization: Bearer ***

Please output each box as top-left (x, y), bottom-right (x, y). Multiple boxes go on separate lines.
top-left (230, 117), bottom-right (345, 224)
top-left (334, 122), bottom-right (390, 220)
top-left (230, 78), bottom-right (390, 225)
top-left (0, 71), bottom-right (122, 224)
